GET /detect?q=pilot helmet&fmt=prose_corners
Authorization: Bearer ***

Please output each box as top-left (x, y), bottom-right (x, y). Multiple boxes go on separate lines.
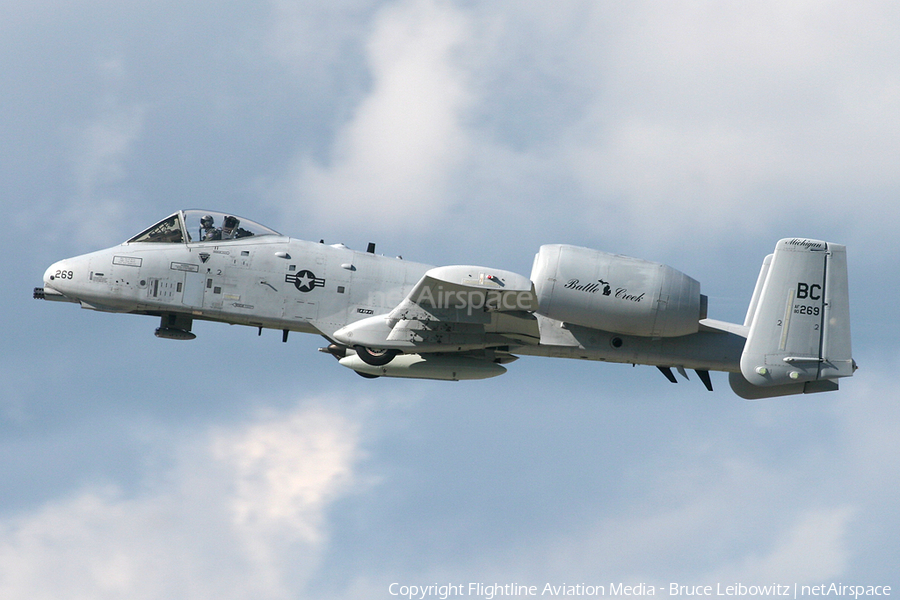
top-left (222, 215), bottom-right (239, 234)
top-left (200, 215), bottom-right (214, 228)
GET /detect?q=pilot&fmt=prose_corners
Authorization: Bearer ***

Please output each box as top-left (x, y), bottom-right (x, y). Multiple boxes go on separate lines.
top-left (200, 215), bottom-right (220, 241)
top-left (221, 215), bottom-right (239, 239)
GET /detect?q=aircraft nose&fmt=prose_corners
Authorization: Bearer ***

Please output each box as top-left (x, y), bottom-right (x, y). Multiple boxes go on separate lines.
top-left (44, 261), bottom-right (61, 286)
top-left (44, 260), bottom-right (75, 291)
top-left (38, 255), bottom-right (99, 305)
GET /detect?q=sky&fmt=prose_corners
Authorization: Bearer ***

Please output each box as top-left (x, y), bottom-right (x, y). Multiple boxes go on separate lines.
top-left (4, 0), bottom-right (900, 598)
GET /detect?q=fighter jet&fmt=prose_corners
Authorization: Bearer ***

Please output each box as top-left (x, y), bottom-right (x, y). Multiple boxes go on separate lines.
top-left (35, 210), bottom-right (856, 398)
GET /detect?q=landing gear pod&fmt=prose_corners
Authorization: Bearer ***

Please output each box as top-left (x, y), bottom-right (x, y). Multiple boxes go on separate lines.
top-left (353, 345), bottom-right (399, 366)
top-left (339, 353), bottom-right (507, 381)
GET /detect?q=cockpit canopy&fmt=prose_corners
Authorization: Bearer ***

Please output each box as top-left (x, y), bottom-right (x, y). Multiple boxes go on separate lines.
top-left (127, 210), bottom-right (281, 244)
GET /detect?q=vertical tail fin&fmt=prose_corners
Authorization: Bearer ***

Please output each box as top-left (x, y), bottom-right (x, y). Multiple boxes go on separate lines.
top-left (743, 253), bottom-right (773, 328)
top-left (731, 238), bottom-right (855, 399)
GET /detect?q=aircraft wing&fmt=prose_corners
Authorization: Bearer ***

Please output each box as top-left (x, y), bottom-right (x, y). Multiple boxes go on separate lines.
top-left (333, 265), bottom-right (541, 352)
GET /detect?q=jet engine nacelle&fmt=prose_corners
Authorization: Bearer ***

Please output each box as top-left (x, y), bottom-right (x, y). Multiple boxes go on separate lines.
top-left (530, 244), bottom-right (706, 338)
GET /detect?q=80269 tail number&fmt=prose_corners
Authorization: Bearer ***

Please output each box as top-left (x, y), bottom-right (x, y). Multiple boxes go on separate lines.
top-left (794, 304), bottom-right (820, 316)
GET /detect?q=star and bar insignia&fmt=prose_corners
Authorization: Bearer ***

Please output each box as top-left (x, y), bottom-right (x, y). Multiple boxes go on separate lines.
top-left (285, 269), bottom-right (326, 293)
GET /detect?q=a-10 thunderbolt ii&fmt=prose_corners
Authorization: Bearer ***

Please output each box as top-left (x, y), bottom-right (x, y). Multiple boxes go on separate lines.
top-left (34, 209), bottom-right (856, 398)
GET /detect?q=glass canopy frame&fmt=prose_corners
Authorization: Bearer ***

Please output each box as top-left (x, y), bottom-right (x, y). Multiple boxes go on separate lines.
top-left (126, 210), bottom-right (282, 244)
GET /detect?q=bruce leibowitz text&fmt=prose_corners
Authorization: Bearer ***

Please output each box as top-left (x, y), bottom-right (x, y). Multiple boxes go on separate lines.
top-left (390, 582), bottom-right (892, 599)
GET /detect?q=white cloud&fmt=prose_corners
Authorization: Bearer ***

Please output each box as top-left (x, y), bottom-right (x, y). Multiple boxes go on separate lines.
top-left (833, 363), bottom-right (900, 495)
top-left (213, 405), bottom-right (362, 545)
top-left (0, 401), bottom-right (365, 600)
top-left (280, 0), bottom-right (475, 233)
top-left (559, 1), bottom-right (900, 241)
top-left (528, 457), bottom-right (845, 582)
top-left (269, 0), bottom-right (900, 249)
top-left (58, 58), bottom-right (147, 248)
top-left (327, 455), bottom-right (859, 597)
top-left (11, 72), bottom-right (146, 249)
top-left (708, 506), bottom-right (855, 583)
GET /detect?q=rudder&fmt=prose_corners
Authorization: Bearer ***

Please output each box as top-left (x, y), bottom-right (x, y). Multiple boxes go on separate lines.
top-left (732, 238), bottom-right (854, 398)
